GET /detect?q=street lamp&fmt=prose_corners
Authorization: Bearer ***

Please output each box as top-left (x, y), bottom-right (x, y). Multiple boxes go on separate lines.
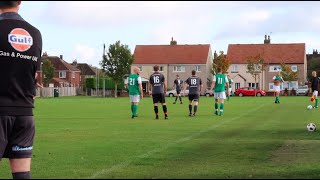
top-left (40, 62), bottom-right (43, 86)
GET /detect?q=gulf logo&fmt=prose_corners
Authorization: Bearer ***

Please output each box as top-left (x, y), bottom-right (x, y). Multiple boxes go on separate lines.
top-left (8, 28), bottom-right (33, 52)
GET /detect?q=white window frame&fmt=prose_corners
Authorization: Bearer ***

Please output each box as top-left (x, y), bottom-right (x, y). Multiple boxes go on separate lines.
top-left (269, 65), bottom-right (282, 72)
top-left (173, 65), bottom-right (185, 72)
top-left (195, 65), bottom-right (201, 72)
top-left (235, 82), bottom-right (240, 90)
top-left (291, 65), bottom-right (297, 72)
top-left (269, 83), bottom-right (284, 91)
top-left (59, 71), bottom-right (66, 78)
top-left (231, 65), bottom-right (238, 73)
top-left (283, 81), bottom-right (298, 90)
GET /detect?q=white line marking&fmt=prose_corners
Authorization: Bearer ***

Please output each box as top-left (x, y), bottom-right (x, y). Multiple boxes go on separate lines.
top-left (89, 104), bottom-right (266, 179)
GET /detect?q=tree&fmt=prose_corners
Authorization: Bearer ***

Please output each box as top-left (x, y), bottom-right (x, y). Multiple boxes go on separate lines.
top-left (211, 51), bottom-right (231, 75)
top-left (42, 59), bottom-right (55, 87)
top-left (307, 57), bottom-right (320, 80)
top-left (100, 41), bottom-right (134, 98)
top-left (246, 54), bottom-right (267, 96)
top-left (280, 62), bottom-right (298, 94)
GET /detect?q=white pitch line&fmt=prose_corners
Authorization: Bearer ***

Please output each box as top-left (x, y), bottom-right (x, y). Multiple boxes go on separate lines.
top-left (89, 104), bottom-right (266, 179)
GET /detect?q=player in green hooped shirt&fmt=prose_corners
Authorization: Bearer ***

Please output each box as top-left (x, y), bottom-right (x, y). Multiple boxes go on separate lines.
top-left (125, 67), bottom-right (144, 119)
top-left (209, 67), bottom-right (229, 116)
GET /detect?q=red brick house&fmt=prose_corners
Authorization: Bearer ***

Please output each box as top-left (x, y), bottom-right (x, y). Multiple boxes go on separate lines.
top-left (227, 35), bottom-right (306, 92)
top-left (38, 54), bottom-right (81, 87)
top-left (132, 38), bottom-right (213, 94)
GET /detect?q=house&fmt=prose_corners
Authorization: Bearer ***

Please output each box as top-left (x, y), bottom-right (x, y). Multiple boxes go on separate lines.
top-left (71, 60), bottom-right (98, 88)
top-left (227, 35), bottom-right (306, 92)
top-left (38, 54), bottom-right (81, 87)
top-left (132, 38), bottom-right (213, 94)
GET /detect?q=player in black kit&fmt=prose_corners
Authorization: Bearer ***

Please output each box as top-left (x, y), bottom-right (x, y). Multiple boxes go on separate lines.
top-left (0, 1), bottom-right (42, 179)
top-left (149, 65), bottom-right (168, 120)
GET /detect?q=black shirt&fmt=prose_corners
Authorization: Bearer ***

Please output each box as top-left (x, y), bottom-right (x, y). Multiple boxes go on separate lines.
top-left (0, 12), bottom-right (42, 115)
top-left (310, 76), bottom-right (319, 91)
top-left (149, 72), bottom-right (165, 94)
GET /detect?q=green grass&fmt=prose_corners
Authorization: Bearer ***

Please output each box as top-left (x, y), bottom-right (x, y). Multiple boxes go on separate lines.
top-left (1, 96), bottom-right (320, 179)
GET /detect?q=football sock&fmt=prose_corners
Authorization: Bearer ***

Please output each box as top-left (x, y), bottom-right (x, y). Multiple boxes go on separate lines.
top-left (133, 105), bottom-right (138, 116)
top-left (131, 104), bottom-right (134, 113)
top-left (215, 103), bottom-right (218, 111)
top-left (227, 95), bottom-right (230, 101)
top-left (179, 96), bottom-right (182, 102)
top-left (12, 172), bottom-right (31, 179)
top-left (194, 105), bottom-right (198, 114)
top-left (163, 105), bottom-right (168, 115)
top-left (174, 96), bottom-right (178, 103)
top-left (154, 106), bottom-right (158, 115)
top-left (220, 103), bottom-right (224, 115)
top-left (189, 105), bottom-right (192, 114)
top-left (316, 98), bottom-right (319, 107)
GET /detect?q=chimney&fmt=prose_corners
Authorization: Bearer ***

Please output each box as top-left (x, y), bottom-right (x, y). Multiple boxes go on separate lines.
top-left (264, 35), bottom-right (271, 44)
top-left (60, 55), bottom-right (63, 59)
top-left (170, 37), bottom-right (177, 45)
top-left (72, 59), bottom-right (77, 66)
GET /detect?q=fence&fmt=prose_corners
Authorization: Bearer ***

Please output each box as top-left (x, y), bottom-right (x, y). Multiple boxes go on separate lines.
top-left (37, 87), bottom-right (77, 97)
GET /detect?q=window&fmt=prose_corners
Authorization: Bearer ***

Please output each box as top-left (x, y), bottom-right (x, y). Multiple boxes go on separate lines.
top-left (173, 65), bottom-right (185, 72)
top-left (160, 66), bottom-right (164, 72)
top-left (283, 81), bottom-right (298, 90)
top-left (269, 83), bottom-right (284, 91)
top-left (231, 65), bottom-right (238, 73)
top-left (269, 65), bottom-right (281, 72)
top-left (248, 83), bottom-right (258, 88)
top-left (196, 65), bottom-right (201, 72)
top-left (59, 71), bottom-right (66, 78)
top-left (72, 72), bottom-right (76, 79)
top-left (291, 65), bottom-right (297, 72)
top-left (235, 83), bottom-right (240, 90)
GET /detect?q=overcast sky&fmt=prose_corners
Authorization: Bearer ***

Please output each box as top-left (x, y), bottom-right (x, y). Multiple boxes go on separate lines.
top-left (18, 1), bottom-right (320, 67)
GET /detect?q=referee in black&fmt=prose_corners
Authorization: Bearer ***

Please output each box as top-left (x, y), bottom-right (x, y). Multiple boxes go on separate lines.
top-left (0, 1), bottom-right (42, 179)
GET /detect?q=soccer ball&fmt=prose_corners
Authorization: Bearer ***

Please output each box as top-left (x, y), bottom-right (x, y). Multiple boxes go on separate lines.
top-left (307, 123), bottom-right (316, 132)
top-left (307, 105), bottom-right (313, 110)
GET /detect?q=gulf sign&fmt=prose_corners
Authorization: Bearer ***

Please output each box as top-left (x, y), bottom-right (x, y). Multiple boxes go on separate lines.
top-left (8, 28), bottom-right (33, 52)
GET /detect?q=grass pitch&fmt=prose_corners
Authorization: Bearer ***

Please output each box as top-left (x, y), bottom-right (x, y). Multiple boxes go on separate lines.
top-left (0, 96), bottom-right (320, 179)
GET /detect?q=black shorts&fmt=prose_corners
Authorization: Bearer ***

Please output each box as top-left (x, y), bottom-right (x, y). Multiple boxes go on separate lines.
top-left (176, 89), bottom-right (181, 94)
top-left (188, 94), bottom-right (200, 102)
top-left (0, 116), bottom-right (35, 159)
top-left (152, 93), bottom-right (166, 104)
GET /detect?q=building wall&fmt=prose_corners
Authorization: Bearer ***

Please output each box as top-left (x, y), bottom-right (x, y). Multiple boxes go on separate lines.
top-left (227, 64), bottom-right (257, 92)
top-left (132, 64), bottom-right (209, 94)
top-left (264, 64), bottom-right (305, 90)
top-left (228, 63), bottom-right (306, 91)
top-left (53, 71), bottom-right (81, 87)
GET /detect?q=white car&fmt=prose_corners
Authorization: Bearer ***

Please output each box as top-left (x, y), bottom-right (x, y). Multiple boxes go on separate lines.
top-left (296, 85), bottom-right (309, 96)
top-left (166, 89), bottom-right (189, 97)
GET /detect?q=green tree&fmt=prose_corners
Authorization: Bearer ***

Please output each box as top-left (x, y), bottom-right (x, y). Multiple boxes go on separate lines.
top-left (42, 59), bottom-right (55, 87)
top-left (307, 57), bottom-right (320, 80)
top-left (246, 54), bottom-right (267, 96)
top-left (280, 62), bottom-right (298, 92)
top-left (100, 41), bottom-right (134, 98)
top-left (211, 51), bottom-right (231, 74)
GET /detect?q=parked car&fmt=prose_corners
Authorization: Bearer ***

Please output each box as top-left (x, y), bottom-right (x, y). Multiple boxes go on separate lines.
top-left (166, 89), bottom-right (189, 97)
top-left (235, 87), bottom-right (266, 97)
top-left (296, 85), bottom-right (309, 96)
